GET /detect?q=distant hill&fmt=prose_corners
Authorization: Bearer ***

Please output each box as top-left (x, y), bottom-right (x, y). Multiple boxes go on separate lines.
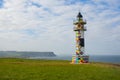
top-left (0, 51), bottom-right (56, 58)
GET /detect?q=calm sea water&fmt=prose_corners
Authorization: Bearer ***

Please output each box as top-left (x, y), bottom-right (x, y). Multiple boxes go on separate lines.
top-left (30, 55), bottom-right (120, 64)
top-left (89, 55), bottom-right (120, 64)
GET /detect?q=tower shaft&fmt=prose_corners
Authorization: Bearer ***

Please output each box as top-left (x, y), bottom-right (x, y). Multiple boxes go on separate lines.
top-left (76, 30), bottom-right (84, 55)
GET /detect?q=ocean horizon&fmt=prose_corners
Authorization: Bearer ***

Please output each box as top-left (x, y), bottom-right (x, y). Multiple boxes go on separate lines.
top-left (29, 55), bottom-right (120, 64)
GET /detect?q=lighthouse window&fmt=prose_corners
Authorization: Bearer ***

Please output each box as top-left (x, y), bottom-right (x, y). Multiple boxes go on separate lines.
top-left (80, 39), bottom-right (84, 47)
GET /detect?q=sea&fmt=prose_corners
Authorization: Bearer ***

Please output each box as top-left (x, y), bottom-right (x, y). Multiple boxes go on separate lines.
top-left (30, 55), bottom-right (120, 64)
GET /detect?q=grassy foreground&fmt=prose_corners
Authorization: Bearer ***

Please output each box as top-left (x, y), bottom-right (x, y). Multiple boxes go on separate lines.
top-left (0, 58), bottom-right (120, 80)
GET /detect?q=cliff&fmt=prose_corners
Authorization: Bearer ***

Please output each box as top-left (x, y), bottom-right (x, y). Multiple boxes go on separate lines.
top-left (0, 51), bottom-right (56, 58)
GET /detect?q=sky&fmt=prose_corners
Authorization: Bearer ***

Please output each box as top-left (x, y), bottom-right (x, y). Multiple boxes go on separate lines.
top-left (0, 0), bottom-right (120, 56)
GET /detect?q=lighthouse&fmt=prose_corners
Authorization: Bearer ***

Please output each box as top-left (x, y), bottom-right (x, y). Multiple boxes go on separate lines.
top-left (72, 12), bottom-right (89, 64)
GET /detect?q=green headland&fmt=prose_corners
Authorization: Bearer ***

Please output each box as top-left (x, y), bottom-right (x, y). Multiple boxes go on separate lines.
top-left (0, 58), bottom-right (119, 80)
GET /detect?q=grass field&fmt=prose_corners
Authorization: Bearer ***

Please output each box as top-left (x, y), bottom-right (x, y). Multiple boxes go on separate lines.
top-left (0, 58), bottom-right (120, 80)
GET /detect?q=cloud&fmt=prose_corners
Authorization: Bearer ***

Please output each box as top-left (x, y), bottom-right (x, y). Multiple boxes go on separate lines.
top-left (0, 0), bottom-right (120, 55)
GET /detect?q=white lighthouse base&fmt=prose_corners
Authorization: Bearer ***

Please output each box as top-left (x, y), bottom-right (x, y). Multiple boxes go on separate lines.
top-left (71, 55), bottom-right (89, 64)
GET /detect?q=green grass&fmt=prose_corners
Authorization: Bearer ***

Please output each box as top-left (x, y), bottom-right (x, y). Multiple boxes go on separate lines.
top-left (0, 58), bottom-right (120, 80)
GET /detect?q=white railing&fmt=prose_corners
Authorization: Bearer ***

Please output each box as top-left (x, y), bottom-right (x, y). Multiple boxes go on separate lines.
top-left (73, 26), bottom-right (87, 31)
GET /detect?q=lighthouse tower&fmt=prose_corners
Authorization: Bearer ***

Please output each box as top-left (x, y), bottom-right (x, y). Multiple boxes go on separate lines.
top-left (72, 12), bottom-right (89, 64)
